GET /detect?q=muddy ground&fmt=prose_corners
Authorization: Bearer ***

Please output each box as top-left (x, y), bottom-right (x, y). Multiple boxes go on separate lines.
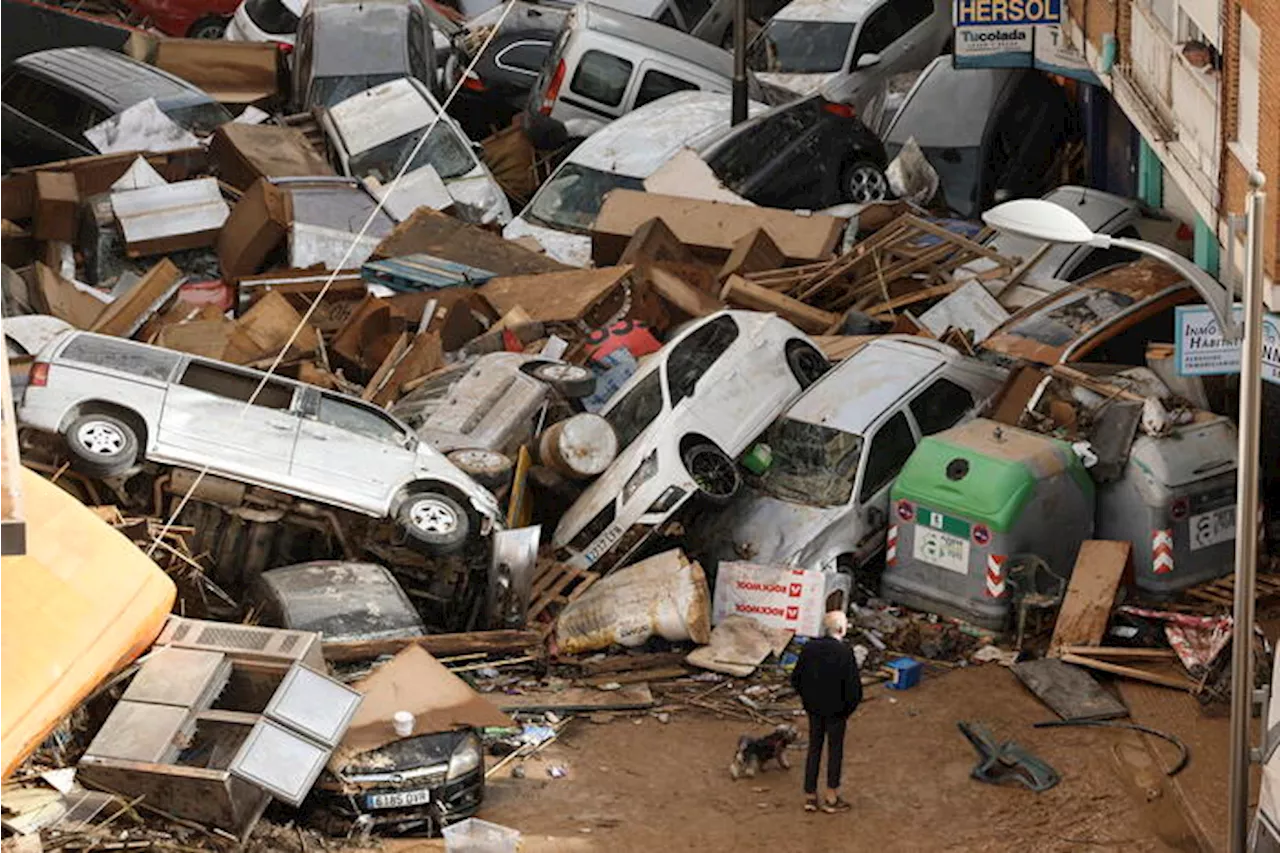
top-left (376, 663), bottom-right (1243, 853)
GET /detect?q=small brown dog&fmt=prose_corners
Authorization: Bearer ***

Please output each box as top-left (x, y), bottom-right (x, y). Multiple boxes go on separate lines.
top-left (729, 724), bottom-right (799, 779)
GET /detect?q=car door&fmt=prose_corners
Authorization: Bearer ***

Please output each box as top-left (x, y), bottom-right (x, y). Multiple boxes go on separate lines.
top-left (848, 0), bottom-right (935, 76)
top-left (155, 360), bottom-right (301, 481)
top-left (290, 390), bottom-right (418, 511)
top-left (631, 63), bottom-right (700, 109)
top-left (850, 409), bottom-right (918, 565)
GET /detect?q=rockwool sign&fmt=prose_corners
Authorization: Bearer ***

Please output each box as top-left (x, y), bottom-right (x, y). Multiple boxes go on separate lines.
top-left (954, 0), bottom-right (1062, 27)
top-left (712, 561), bottom-right (828, 637)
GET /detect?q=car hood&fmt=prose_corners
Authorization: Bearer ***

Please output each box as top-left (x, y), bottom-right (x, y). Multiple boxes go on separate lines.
top-left (710, 488), bottom-right (851, 568)
top-left (335, 729), bottom-right (464, 776)
top-left (502, 217), bottom-right (592, 267)
top-left (552, 423), bottom-right (665, 547)
top-left (757, 72), bottom-right (835, 98)
top-left (445, 166), bottom-right (514, 226)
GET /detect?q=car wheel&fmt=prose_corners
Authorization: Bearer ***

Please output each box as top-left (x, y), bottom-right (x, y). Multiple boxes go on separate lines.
top-left (682, 442), bottom-right (740, 504)
top-left (785, 341), bottom-right (830, 388)
top-left (842, 161), bottom-right (890, 204)
top-left (528, 362), bottom-right (596, 398)
top-left (447, 448), bottom-right (514, 491)
top-left (397, 491), bottom-right (471, 555)
top-left (64, 413), bottom-right (139, 478)
top-left (187, 16), bottom-right (228, 38)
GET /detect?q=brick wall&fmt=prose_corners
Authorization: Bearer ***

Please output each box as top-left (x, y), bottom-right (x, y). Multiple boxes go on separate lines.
top-left (1069, 0), bottom-right (1119, 51)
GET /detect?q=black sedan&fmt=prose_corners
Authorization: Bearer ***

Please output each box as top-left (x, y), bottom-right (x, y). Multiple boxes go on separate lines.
top-left (447, 28), bottom-right (556, 140)
top-left (702, 92), bottom-right (890, 209)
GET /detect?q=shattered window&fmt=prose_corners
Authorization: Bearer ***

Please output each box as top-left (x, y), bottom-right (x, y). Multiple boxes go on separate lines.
top-left (756, 418), bottom-right (863, 507)
top-left (310, 74), bottom-right (403, 110)
top-left (666, 315), bottom-right (738, 405)
top-left (316, 395), bottom-right (411, 447)
top-left (61, 336), bottom-right (180, 382)
top-left (348, 122), bottom-right (475, 183)
top-left (746, 21), bottom-right (855, 74)
top-left (604, 370), bottom-right (664, 454)
top-left (569, 50), bottom-right (632, 107)
top-left (524, 163), bottom-right (645, 232)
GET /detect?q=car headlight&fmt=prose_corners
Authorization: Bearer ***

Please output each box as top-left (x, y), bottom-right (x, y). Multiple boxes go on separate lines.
top-left (647, 485), bottom-right (686, 515)
top-left (447, 734), bottom-right (482, 781)
top-left (621, 450), bottom-right (659, 506)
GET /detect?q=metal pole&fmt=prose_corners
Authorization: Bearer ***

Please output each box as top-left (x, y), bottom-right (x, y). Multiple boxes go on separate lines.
top-left (1228, 172), bottom-right (1266, 853)
top-left (731, 0), bottom-right (747, 125)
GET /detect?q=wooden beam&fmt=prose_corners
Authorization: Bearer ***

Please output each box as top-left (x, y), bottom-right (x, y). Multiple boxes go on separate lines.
top-left (864, 281), bottom-right (961, 317)
top-left (1059, 653), bottom-right (1197, 692)
top-left (648, 266), bottom-right (725, 318)
top-left (720, 274), bottom-right (838, 334)
top-left (322, 629), bottom-right (544, 663)
top-left (1049, 540), bottom-right (1132, 656)
top-left (1058, 646), bottom-right (1178, 659)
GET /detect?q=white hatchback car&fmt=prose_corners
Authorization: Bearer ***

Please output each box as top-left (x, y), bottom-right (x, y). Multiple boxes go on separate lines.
top-left (320, 77), bottom-right (512, 225)
top-left (552, 310), bottom-right (829, 572)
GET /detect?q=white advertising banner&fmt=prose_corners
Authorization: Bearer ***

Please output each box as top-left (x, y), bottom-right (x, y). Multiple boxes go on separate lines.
top-left (712, 562), bottom-right (828, 638)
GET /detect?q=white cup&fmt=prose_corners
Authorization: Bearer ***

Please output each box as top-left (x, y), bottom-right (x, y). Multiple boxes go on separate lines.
top-left (393, 711), bottom-right (414, 737)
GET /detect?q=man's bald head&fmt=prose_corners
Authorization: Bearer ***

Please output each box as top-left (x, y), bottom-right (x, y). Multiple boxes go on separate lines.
top-left (823, 610), bottom-right (848, 639)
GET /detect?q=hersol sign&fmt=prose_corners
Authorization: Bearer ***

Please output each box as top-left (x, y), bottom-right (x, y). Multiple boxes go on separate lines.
top-left (954, 0), bottom-right (1062, 26)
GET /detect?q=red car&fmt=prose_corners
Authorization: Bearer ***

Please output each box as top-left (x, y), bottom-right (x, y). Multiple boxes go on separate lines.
top-left (122, 0), bottom-right (242, 38)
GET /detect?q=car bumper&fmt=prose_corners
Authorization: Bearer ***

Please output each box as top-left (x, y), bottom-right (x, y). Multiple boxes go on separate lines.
top-left (313, 772), bottom-right (484, 836)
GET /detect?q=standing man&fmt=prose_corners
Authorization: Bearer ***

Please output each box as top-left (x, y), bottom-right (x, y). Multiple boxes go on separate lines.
top-left (790, 610), bottom-right (861, 813)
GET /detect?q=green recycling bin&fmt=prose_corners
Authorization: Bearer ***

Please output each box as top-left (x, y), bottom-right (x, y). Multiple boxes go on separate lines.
top-left (882, 419), bottom-right (1096, 631)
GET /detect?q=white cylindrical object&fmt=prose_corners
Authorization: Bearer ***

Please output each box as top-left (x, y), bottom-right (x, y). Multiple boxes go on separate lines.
top-left (393, 711), bottom-right (414, 738)
top-left (539, 413), bottom-right (618, 480)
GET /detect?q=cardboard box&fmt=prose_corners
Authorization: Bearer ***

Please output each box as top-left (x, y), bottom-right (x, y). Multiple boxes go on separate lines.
top-left (153, 39), bottom-right (279, 105)
top-left (590, 190), bottom-right (843, 267)
top-left (92, 259), bottom-right (183, 338)
top-left (210, 124), bottom-right (335, 192)
top-left (33, 172), bottom-right (79, 242)
top-left (216, 178), bottom-right (292, 280)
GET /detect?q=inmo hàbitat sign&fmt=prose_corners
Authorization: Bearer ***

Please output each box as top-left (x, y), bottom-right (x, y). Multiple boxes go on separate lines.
top-left (954, 0), bottom-right (1062, 27)
top-left (1175, 304), bottom-right (1280, 386)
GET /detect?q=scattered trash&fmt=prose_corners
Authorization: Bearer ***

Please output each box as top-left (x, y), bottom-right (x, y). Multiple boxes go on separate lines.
top-left (958, 722), bottom-right (1060, 793)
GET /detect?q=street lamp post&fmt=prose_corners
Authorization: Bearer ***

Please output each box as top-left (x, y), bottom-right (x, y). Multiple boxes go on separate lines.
top-left (984, 187), bottom-right (1268, 853)
top-left (731, 0), bottom-right (747, 125)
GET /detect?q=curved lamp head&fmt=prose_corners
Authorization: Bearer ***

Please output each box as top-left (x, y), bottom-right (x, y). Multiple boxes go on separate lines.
top-left (983, 199), bottom-right (1101, 245)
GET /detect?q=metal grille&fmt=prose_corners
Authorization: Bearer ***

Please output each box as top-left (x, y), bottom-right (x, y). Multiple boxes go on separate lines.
top-left (278, 634), bottom-right (300, 654)
top-left (195, 625), bottom-right (274, 651)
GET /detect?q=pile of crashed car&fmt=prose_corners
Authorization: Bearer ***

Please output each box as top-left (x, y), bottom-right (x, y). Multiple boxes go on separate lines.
top-left (2, 0), bottom-right (1273, 843)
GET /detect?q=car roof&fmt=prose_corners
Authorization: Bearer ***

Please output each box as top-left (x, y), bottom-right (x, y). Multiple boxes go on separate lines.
top-left (327, 77), bottom-right (439, 155)
top-left (566, 91), bottom-right (766, 177)
top-left (310, 0), bottom-right (415, 73)
top-left (771, 0), bottom-right (876, 24)
top-left (258, 561), bottom-right (425, 639)
top-left (983, 186), bottom-right (1141, 278)
top-left (12, 47), bottom-right (216, 114)
top-left (784, 336), bottom-right (952, 434)
top-left (578, 3), bottom-right (735, 76)
top-left (886, 56), bottom-right (1021, 148)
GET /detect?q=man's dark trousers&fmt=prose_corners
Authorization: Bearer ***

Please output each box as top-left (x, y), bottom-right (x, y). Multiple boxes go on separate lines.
top-left (804, 712), bottom-right (848, 793)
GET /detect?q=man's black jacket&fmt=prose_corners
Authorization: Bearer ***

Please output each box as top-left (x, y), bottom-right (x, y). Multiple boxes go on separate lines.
top-left (790, 635), bottom-right (862, 719)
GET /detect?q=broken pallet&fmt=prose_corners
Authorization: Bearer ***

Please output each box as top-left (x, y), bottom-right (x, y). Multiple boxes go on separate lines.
top-left (528, 560), bottom-right (600, 627)
top-left (1185, 572), bottom-right (1280, 607)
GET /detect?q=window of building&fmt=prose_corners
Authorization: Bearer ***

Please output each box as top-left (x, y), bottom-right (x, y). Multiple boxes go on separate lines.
top-left (1234, 11), bottom-right (1260, 168)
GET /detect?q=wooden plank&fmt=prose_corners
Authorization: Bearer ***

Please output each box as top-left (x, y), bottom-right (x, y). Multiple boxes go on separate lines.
top-left (480, 266), bottom-right (632, 325)
top-left (1059, 653), bottom-right (1197, 692)
top-left (1059, 646), bottom-right (1177, 659)
top-left (581, 666), bottom-right (690, 687)
top-left (373, 207), bottom-right (569, 275)
top-left (495, 684), bottom-right (655, 713)
top-left (563, 574), bottom-right (599, 604)
top-left (648, 266), bottom-right (725, 318)
top-left (91, 258), bottom-right (183, 338)
top-left (718, 227), bottom-right (785, 281)
top-left (371, 330), bottom-right (443, 408)
top-left (527, 568), bottom-right (583, 621)
top-left (361, 331), bottom-right (409, 402)
top-left (863, 281), bottom-right (961, 316)
top-left (578, 651), bottom-right (690, 676)
top-left (720, 274), bottom-right (839, 334)
top-left (1011, 658), bottom-right (1129, 720)
top-left (1049, 540), bottom-right (1132, 656)
top-left (322, 629), bottom-right (543, 663)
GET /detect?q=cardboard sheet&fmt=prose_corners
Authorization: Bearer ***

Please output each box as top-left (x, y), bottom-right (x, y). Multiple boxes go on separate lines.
top-left (686, 614), bottom-right (792, 677)
top-left (85, 99), bottom-right (199, 155)
top-left (152, 40), bottom-right (278, 104)
top-left (335, 645), bottom-right (514, 760)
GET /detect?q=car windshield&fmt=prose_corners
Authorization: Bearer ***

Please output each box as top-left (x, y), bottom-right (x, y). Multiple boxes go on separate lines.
top-left (310, 74), bottom-right (404, 109)
top-left (885, 141), bottom-right (982, 219)
top-left (163, 102), bottom-right (233, 136)
top-left (524, 163), bottom-right (645, 233)
top-left (756, 418), bottom-right (863, 507)
top-left (747, 21), bottom-right (855, 74)
top-left (604, 370), bottom-right (665, 454)
top-left (346, 121), bottom-right (475, 183)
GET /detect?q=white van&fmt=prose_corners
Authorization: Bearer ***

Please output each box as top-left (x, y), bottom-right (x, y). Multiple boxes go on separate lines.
top-left (526, 3), bottom-right (769, 139)
top-left (504, 90), bottom-right (768, 265)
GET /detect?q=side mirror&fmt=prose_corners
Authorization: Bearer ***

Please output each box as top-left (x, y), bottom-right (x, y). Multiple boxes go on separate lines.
top-left (866, 505), bottom-right (885, 529)
top-left (856, 52), bottom-right (881, 70)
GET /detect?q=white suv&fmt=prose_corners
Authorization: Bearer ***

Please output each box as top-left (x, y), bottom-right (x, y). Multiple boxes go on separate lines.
top-left (19, 332), bottom-right (502, 555)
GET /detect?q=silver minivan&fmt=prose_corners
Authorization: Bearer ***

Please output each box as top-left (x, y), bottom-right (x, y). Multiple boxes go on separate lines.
top-left (18, 332), bottom-right (502, 555)
top-left (703, 336), bottom-right (1006, 576)
top-left (527, 3), bottom-right (769, 139)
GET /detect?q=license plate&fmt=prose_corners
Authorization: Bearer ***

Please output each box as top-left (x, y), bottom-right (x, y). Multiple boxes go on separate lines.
top-left (364, 788), bottom-right (430, 810)
top-left (914, 527), bottom-right (970, 574)
top-left (1189, 506), bottom-right (1235, 551)
top-left (583, 523), bottom-right (624, 564)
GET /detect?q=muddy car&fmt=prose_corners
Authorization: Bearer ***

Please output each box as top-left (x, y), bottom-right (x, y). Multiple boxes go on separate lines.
top-left (552, 310), bottom-right (829, 572)
top-left (249, 561), bottom-right (427, 641)
top-left (703, 336), bottom-right (1006, 578)
top-left (18, 332), bottom-right (502, 555)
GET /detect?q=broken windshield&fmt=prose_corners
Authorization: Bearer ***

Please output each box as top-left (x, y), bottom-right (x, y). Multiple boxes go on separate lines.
top-left (604, 370), bottom-right (665, 455)
top-left (747, 21), bottom-right (855, 74)
top-left (756, 418), bottom-right (863, 507)
top-left (349, 122), bottom-right (476, 183)
top-left (524, 163), bottom-right (645, 233)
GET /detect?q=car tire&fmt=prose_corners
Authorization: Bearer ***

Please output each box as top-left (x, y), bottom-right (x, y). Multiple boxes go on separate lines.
top-left (785, 341), bottom-right (830, 388)
top-left (447, 448), bottom-right (514, 491)
top-left (842, 161), bottom-right (890, 204)
top-left (187, 16), bottom-right (228, 38)
top-left (681, 442), bottom-right (740, 504)
top-left (63, 413), bottom-right (139, 478)
top-left (528, 362), bottom-right (596, 398)
top-left (397, 491), bottom-right (471, 555)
